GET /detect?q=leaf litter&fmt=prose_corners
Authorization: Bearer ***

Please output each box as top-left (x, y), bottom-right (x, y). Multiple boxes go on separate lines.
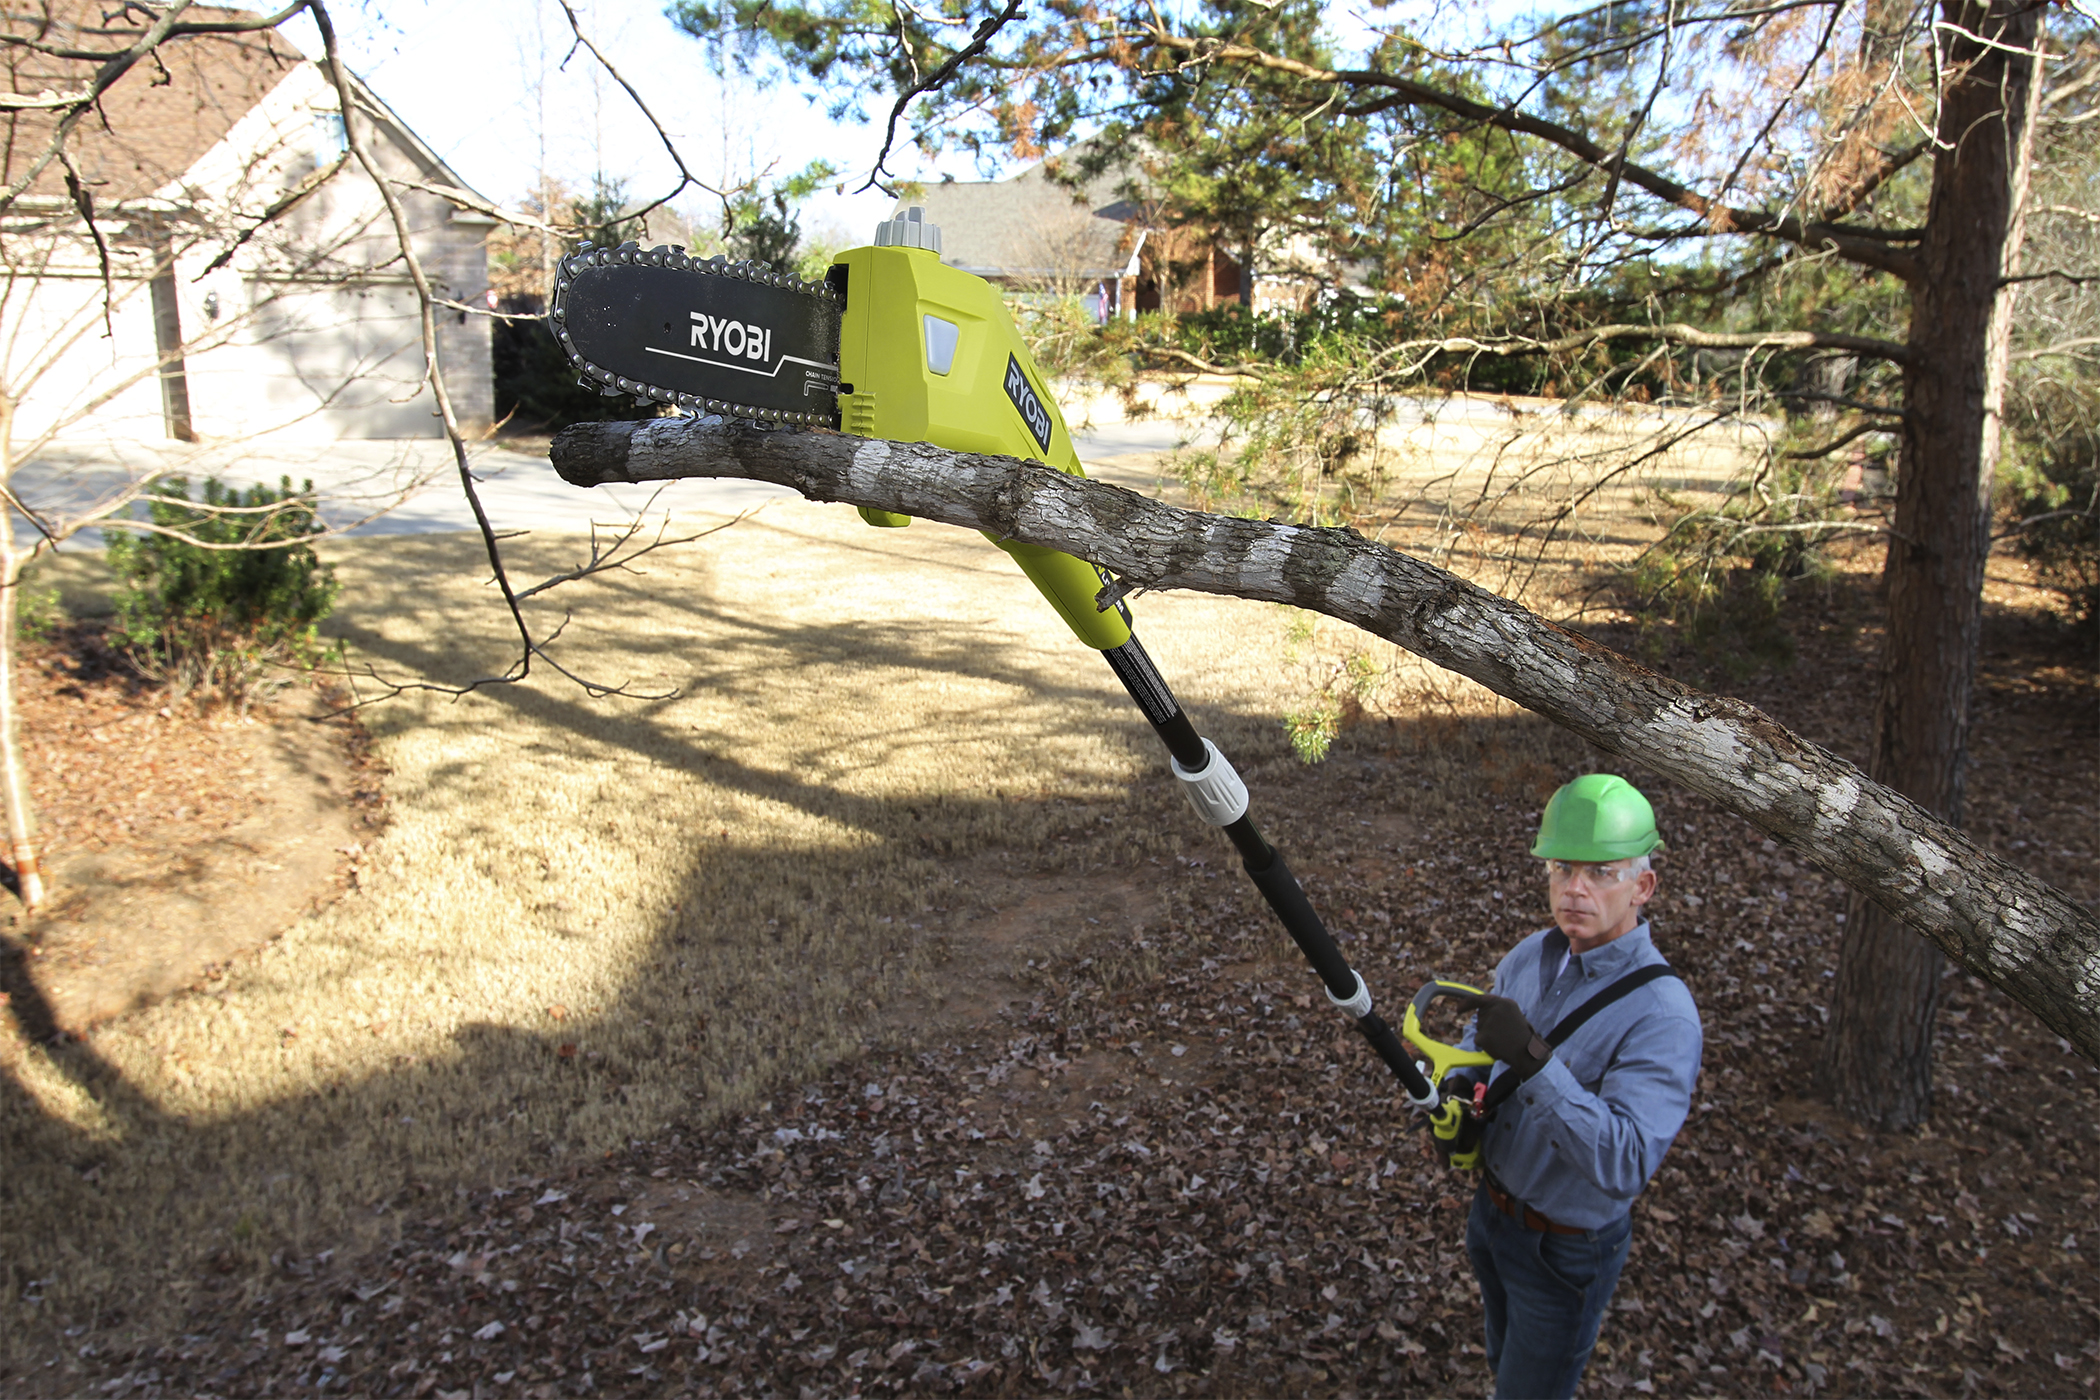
top-left (46, 875), bottom-right (2099, 1397)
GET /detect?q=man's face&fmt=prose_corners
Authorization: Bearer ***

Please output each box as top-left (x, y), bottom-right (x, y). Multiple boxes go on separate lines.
top-left (1545, 858), bottom-right (1658, 952)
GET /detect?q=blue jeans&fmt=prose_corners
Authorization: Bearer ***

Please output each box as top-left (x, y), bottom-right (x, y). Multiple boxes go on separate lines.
top-left (1464, 1183), bottom-right (1633, 1400)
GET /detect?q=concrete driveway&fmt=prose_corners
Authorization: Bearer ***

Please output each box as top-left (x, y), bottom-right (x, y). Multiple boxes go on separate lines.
top-left (12, 423), bottom-right (1195, 548)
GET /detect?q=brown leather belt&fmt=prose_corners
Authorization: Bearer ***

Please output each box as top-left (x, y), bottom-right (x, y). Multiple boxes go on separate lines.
top-left (1484, 1177), bottom-right (1585, 1236)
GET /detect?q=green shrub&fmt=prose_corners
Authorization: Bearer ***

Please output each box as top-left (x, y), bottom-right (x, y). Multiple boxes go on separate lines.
top-left (1622, 447), bottom-right (1868, 679)
top-left (13, 574), bottom-right (62, 643)
top-left (2002, 380), bottom-right (2099, 638)
top-left (1277, 611), bottom-right (1388, 764)
top-left (105, 476), bottom-right (341, 708)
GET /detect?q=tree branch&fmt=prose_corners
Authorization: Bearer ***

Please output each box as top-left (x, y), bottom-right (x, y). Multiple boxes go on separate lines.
top-left (1144, 31), bottom-right (1924, 279)
top-left (389, 177), bottom-right (572, 237)
top-left (0, 2), bottom-right (310, 61)
top-left (550, 417), bottom-right (2100, 1064)
top-left (1784, 419), bottom-right (1897, 459)
top-left (1371, 322), bottom-right (1914, 369)
top-left (2014, 335), bottom-right (2100, 360)
top-left (550, 0), bottom-right (728, 227)
top-left (310, 0), bottom-right (666, 704)
top-left (1141, 345), bottom-right (1274, 377)
top-left (198, 151), bottom-right (350, 278)
top-left (861, 0), bottom-right (1026, 194)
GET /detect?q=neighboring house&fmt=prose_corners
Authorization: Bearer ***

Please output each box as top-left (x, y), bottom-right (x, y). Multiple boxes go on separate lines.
top-left (1, 1), bottom-right (495, 445)
top-left (905, 148), bottom-right (1149, 320)
top-left (900, 142), bottom-right (1355, 320)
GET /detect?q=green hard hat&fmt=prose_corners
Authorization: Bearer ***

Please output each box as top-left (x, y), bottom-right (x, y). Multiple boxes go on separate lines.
top-left (1532, 774), bottom-right (1663, 862)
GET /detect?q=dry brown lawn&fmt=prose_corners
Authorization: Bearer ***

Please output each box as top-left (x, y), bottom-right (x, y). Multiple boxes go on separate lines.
top-left (0, 494), bottom-right (1559, 1356)
top-left (1095, 387), bottom-right (1770, 603)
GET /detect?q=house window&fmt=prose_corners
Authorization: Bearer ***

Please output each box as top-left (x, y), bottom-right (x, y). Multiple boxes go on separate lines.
top-left (313, 111), bottom-right (347, 159)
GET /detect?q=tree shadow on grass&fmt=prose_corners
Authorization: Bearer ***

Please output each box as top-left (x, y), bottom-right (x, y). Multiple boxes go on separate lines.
top-left (0, 561), bottom-right (1620, 1379)
top-left (4, 508), bottom-right (2091, 1386)
top-left (0, 580), bottom-right (1222, 1342)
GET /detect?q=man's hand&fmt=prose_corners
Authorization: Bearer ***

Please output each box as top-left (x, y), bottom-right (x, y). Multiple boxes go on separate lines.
top-left (1461, 993), bottom-right (1552, 1080)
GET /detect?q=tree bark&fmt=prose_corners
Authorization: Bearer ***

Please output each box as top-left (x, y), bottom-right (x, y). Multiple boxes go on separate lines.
top-left (1820, 0), bottom-right (2044, 1130)
top-left (0, 407), bottom-right (48, 911)
top-left (549, 416), bottom-right (2100, 1065)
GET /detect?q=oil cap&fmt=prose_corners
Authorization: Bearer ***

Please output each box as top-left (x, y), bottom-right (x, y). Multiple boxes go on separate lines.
top-left (874, 206), bottom-right (943, 256)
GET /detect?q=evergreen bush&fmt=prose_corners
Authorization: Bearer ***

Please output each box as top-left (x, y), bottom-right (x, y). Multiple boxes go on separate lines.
top-left (105, 476), bottom-right (341, 709)
top-left (1623, 450), bottom-right (1864, 679)
top-left (2002, 380), bottom-right (2099, 639)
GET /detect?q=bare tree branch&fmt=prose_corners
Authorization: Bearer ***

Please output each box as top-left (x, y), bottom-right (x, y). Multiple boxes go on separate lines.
top-left (308, 0), bottom-right (667, 704)
top-left (549, 0), bottom-right (729, 228)
top-left (198, 151), bottom-right (350, 277)
top-left (1784, 419), bottom-right (1898, 459)
top-left (2035, 203), bottom-right (2100, 226)
top-left (0, 0), bottom-right (205, 215)
top-left (1358, 322), bottom-right (1914, 375)
top-left (509, 495), bottom-right (766, 603)
top-left (862, 0), bottom-right (1027, 194)
top-left (389, 177), bottom-right (571, 237)
top-left (2014, 335), bottom-right (2100, 359)
top-left (54, 146), bottom-right (114, 333)
top-left (2002, 270), bottom-right (2100, 287)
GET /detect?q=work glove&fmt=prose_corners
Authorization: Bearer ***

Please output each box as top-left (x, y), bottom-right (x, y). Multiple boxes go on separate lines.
top-left (1459, 993), bottom-right (1552, 1081)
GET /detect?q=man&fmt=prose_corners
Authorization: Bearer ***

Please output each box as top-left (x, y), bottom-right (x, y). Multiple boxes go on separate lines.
top-left (1441, 774), bottom-right (1703, 1400)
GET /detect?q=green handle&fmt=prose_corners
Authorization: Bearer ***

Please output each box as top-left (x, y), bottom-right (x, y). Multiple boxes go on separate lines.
top-left (1403, 979), bottom-right (1497, 1087)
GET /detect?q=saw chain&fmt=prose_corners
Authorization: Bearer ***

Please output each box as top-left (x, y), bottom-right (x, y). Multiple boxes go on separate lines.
top-left (547, 241), bottom-right (843, 425)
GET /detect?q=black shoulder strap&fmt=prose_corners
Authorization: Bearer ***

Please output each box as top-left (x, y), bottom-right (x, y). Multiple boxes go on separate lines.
top-left (1479, 962), bottom-right (1678, 1116)
top-left (1543, 962), bottom-right (1679, 1048)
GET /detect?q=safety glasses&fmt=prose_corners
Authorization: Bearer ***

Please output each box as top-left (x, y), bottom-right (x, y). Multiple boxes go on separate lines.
top-left (1542, 859), bottom-right (1641, 886)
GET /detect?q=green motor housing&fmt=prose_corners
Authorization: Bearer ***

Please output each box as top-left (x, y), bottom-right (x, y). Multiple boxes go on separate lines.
top-left (829, 220), bottom-right (1132, 652)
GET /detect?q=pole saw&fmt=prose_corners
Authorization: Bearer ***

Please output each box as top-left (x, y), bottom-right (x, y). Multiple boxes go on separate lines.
top-left (548, 206), bottom-right (1492, 1134)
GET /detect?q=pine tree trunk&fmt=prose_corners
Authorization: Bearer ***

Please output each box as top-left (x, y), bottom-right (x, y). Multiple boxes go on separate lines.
top-left (0, 410), bottom-right (48, 912)
top-left (1820, 0), bottom-right (2043, 1130)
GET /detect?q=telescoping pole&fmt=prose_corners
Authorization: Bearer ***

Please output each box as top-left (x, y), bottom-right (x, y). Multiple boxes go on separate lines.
top-left (1100, 633), bottom-right (1438, 1109)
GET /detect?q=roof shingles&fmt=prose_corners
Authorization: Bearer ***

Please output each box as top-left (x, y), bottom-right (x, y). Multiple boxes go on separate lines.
top-left (3, 0), bottom-right (303, 204)
top-left (901, 147), bottom-right (1152, 282)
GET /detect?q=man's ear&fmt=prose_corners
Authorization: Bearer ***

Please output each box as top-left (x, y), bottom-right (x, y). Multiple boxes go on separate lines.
top-left (1631, 869), bottom-right (1658, 907)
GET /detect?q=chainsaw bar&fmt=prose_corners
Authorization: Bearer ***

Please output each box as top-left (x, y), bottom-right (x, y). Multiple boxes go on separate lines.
top-left (548, 242), bottom-right (843, 424)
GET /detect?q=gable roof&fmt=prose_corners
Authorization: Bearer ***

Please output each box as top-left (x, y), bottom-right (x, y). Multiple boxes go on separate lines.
top-left (2, 0), bottom-right (491, 220)
top-left (2, 0), bottom-right (306, 204)
top-left (900, 140), bottom-right (1157, 282)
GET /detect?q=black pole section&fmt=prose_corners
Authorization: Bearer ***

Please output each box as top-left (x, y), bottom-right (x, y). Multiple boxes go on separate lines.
top-left (1103, 637), bottom-right (1207, 770)
top-left (1357, 1011), bottom-right (1432, 1094)
top-left (1233, 822), bottom-right (1434, 1099)
top-left (1238, 835), bottom-right (1353, 996)
top-left (1100, 633), bottom-right (1437, 1105)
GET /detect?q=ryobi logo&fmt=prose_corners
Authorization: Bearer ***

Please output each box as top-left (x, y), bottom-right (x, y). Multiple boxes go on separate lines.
top-left (1003, 354), bottom-right (1053, 454)
top-left (689, 311), bottom-right (773, 364)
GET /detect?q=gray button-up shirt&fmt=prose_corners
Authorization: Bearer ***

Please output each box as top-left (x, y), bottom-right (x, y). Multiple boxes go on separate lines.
top-left (1460, 921), bottom-right (1703, 1231)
